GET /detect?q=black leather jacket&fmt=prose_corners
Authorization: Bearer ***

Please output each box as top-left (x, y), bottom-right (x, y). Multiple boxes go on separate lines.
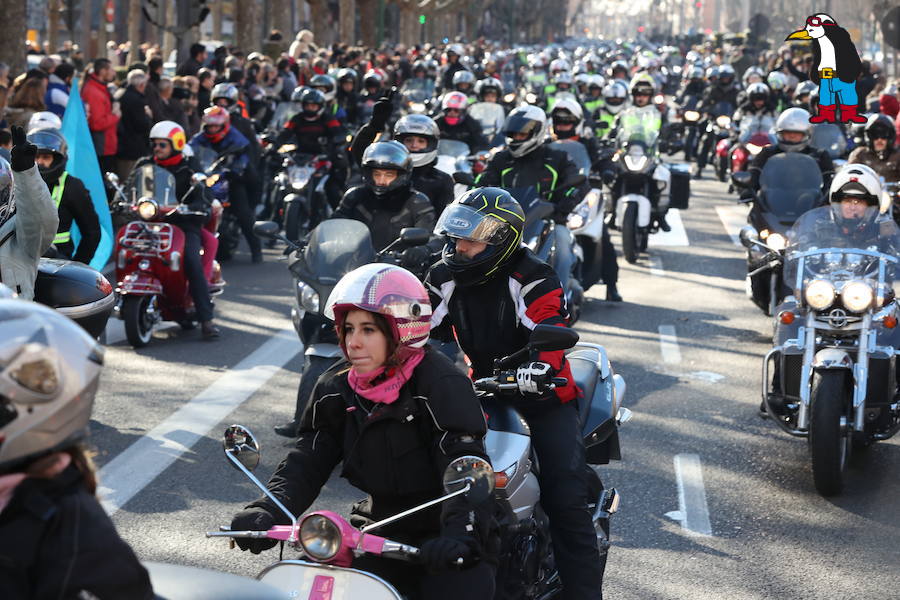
top-left (333, 184), bottom-right (436, 252)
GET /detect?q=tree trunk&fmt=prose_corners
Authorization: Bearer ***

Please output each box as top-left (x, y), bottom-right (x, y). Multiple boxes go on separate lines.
top-left (48, 0), bottom-right (60, 54)
top-left (359, 0), bottom-right (376, 46)
top-left (269, 0), bottom-right (293, 34)
top-left (81, 0), bottom-right (94, 59)
top-left (212, 0), bottom-right (223, 40)
top-left (399, 5), bottom-right (414, 46)
top-left (162, 0), bottom-right (176, 60)
top-left (236, 0), bottom-right (263, 52)
top-left (0, 0), bottom-right (26, 76)
top-left (307, 0), bottom-right (331, 46)
top-left (339, 0), bottom-right (355, 44)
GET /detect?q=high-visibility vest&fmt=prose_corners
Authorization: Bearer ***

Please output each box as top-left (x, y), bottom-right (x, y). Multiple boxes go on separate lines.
top-left (51, 171), bottom-right (70, 245)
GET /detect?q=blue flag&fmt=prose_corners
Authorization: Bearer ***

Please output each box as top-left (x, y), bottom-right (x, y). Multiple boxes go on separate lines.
top-left (60, 77), bottom-right (114, 271)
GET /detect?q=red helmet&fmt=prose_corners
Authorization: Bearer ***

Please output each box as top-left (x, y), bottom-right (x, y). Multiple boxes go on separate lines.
top-left (442, 91), bottom-right (468, 125)
top-left (202, 106), bottom-right (231, 143)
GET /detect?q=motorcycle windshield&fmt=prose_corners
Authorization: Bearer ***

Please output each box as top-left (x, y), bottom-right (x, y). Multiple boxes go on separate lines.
top-left (550, 140), bottom-right (591, 176)
top-left (759, 153), bottom-right (823, 220)
top-left (709, 100), bottom-right (734, 117)
top-left (469, 103), bottom-right (506, 137)
top-left (402, 81), bottom-right (434, 98)
top-left (271, 101), bottom-right (301, 131)
top-left (738, 115), bottom-right (775, 142)
top-left (303, 219), bottom-right (376, 284)
top-left (193, 145), bottom-right (220, 173)
top-left (437, 139), bottom-right (470, 157)
top-left (615, 110), bottom-right (659, 150)
top-left (809, 124), bottom-right (847, 159)
top-left (784, 205), bottom-right (900, 295)
top-left (133, 163), bottom-right (178, 206)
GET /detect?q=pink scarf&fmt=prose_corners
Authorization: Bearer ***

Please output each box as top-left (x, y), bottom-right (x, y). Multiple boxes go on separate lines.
top-left (347, 348), bottom-right (425, 405)
top-left (0, 452), bottom-right (72, 515)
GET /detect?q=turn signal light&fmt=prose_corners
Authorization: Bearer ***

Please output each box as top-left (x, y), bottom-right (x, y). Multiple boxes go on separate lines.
top-left (779, 311), bottom-right (795, 325)
top-left (884, 315), bottom-right (897, 329)
top-left (494, 472), bottom-right (510, 489)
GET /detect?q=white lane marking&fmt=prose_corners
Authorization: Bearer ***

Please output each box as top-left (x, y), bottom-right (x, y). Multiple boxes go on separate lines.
top-left (715, 205), bottom-right (749, 247)
top-left (649, 254), bottom-right (665, 277)
top-left (658, 325), bottom-right (682, 364)
top-left (685, 371), bottom-right (726, 383)
top-left (98, 329), bottom-right (302, 515)
top-left (648, 209), bottom-right (689, 247)
top-left (669, 454), bottom-right (713, 536)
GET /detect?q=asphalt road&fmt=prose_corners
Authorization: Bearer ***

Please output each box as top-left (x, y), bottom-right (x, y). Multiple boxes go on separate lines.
top-left (90, 172), bottom-right (900, 599)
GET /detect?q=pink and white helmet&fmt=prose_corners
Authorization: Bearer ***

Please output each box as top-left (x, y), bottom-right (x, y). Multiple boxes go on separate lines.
top-left (325, 264), bottom-right (432, 349)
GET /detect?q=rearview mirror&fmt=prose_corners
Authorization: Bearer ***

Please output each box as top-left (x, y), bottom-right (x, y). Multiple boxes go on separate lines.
top-left (443, 455), bottom-right (495, 504)
top-left (731, 171), bottom-right (751, 189)
top-left (738, 225), bottom-right (759, 249)
top-left (223, 425), bottom-right (261, 472)
top-left (453, 171), bottom-right (476, 186)
top-left (106, 172), bottom-right (120, 186)
top-left (399, 227), bottom-right (430, 247)
top-left (253, 220), bottom-right (280, 239)
top-left (529, 323), bottom-right (579, 352)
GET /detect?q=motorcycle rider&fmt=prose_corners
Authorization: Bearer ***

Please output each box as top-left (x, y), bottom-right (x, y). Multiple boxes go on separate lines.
top-left (473, 77), bottom-right (503, 105)
top-left (189, 105), bottom-right (263, 263)
top-left (426, 188), bottom-right (607, 599)
top-left (276, 87), bottom-right (349, 208)
top-left (210, 83), bottom-right (258, 164)
top-left (731, 82), bottom-right (777, 148)
top-left (439, 44), bottom-right (467, 94)
top-left (745, 107), bottom-right (834, 196)
top-left (593, 81), bottom-right (627, 137)
top-left (0, 297), bottom-right (154, 599)
top-left (336, 67), bottom-right (359, 126)
top-left (694, 64), bottom-right (739, 179)
top-left (134, 121), bottom-right (220, 339)
top-left (0, 126), bottom-right (58, 300)
top-left (451, 70), bottom-right (476, 100)
top-left (792, 80), bottom-right (818, 112)
top-left (309, 73), bottom-right (348, 124)
top-left (583, 75), bottom-right (606, 116)
top-left (549, 99), bottom-right (621, 301)
top-left (350, 95), bottom-right (455, 215)
top-left (27, 127), bottom-right (101, 265)
top-left (435, 92), bottom-right (488, 152)
top-left (232, 265), bottom-right (498, 600)
top-left (847, 114), bottom-right (900, 183)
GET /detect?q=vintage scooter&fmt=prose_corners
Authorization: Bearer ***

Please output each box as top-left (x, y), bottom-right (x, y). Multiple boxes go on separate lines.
top-left (209, 425), bottom-right (497, 599)
top-left (113, 162), bottom-right (225, 347)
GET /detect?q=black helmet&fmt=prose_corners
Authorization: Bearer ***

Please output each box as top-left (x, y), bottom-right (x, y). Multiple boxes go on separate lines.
top-left (28, 128), bottom-right (68, 183)
top-left (309, 73), bottom-right (336, 102)
top-left (435, 187), bottom-right (525, 287)
top-left (299, 87), bottom-right (326, 118)
top-left (718, 64), bottom-right (735, 87)
top-left (361, 141), bottom-right (413, 197)
top-left (864, 113), bottom-right (895, 153)
top-left (503, 105), bottom-right (548, 158)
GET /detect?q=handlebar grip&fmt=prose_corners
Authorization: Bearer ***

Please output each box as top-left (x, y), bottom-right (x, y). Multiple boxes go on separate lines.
top-left (551, 377), bottom-right (568, 386)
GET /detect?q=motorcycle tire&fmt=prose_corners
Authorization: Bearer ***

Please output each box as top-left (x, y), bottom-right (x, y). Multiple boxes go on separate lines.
top-left (809, 371), bottom-right (850, 496)
top-left (621, 203), bottom-right (640, 264)
top-left (216, 216), bottom-right (241, 261)
top-left (283, 199), bottom-right (308, 244)
top-left (122, 295), bottom-right (156, 348)
top-left (716, 156), bottom-right (727, 182)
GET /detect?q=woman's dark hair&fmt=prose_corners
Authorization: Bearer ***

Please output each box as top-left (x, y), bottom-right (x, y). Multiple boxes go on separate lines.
top-left (55, 62), bottom-right (75, 82)
top-left (24, 444), bottom-right (98, 495)
top-left (9, 78), bottom-right (46, 111)
top-left (338, 310), bottom-right (400, 366)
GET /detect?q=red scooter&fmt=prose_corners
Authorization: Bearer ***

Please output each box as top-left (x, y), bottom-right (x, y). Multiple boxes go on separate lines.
top-left (114, 163), bottom-right (225, 347)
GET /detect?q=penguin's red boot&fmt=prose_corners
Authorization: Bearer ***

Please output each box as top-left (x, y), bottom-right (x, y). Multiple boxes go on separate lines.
top-left (809, 104), bottom-right (837, 123)
top-left (839, 104), bottom-right (867, 123)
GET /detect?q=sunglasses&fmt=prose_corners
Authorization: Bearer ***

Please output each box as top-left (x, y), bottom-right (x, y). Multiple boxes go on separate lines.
top-left (152, 141), bottom-right (171, 148)
top-left (806, 16), bottom-right (834, 27)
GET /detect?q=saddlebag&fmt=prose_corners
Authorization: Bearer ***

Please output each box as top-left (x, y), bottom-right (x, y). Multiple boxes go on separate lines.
top-left (668, 163), bottom-right (691, 210)
top-left (567, 345), bottom-right (621, 464)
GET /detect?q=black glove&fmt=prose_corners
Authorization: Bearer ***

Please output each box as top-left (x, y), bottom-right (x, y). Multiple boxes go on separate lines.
top-left (10, 125), bottom-right (36, 172)
top-left (230, 507), bottom-right (278, 554)
top-left (400, 245), bottom-right (433, 273)
top-left (419, 536), bottom-right (472, 572)
top-left (370, 89), bottom-right (396, 131)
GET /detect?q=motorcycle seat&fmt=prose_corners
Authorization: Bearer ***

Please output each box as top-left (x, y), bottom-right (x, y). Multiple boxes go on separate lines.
top-left (145, 561), bottom-right (290, 600)
top-left (567, 347), bottom-right (601, 429)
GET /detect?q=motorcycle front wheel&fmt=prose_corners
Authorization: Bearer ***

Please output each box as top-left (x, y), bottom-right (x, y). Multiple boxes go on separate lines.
top-left (809, 370), bottom-right (851, 496)
top-left (216, 214), bottom-right (241, 261)
top-left (621, 203), bottom-right (639, 264)
top-left (282, 199), bottom-right (308, 244)
top-left (123, 295), bottom-right (157, 348)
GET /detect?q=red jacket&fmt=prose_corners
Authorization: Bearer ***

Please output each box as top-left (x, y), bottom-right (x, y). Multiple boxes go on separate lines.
top-left (81, 74), bottom-right (119, 156)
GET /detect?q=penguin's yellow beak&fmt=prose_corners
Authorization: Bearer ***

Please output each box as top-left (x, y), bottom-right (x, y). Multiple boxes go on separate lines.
top-left (786, 29), bottom-right (812, 40)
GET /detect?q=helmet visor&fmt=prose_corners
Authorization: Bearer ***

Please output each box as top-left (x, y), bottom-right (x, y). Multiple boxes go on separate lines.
top-left (435, 204), bottom-right (511, 245)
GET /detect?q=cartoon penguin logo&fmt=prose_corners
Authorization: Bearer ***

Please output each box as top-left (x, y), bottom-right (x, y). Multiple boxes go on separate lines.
top-left (786, 14), bottom-right (865, 124)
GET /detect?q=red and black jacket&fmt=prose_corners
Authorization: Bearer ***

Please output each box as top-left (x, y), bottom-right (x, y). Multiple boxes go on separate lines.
top-left (426, 247), bottom-right (578, 403)
top-left (277, 111), bottom-right (346, 159)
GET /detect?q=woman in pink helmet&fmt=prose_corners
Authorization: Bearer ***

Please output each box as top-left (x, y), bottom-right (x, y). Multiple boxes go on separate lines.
top-left (230, 263), bottom-right (497, 599)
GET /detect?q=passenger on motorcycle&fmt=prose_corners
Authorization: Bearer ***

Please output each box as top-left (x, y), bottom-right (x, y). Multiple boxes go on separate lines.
top-left (477, 105), bottom-right (585, 224)
top-left (583, 75), bottom-right (606, 116)
top-left (189, 106), bottom-right (263, 263)
top-left (451, 70), bottom-right (476, 100)
top-left (334, 141), bottom-right (437, 258)
top-left (137, 121), bottom-right (220, 339)
top-left (426, 188), bottom-right (608, 600)
top-left (309, 73), bottom-right (348, 124)
top-left (277, 87), bottom-right (349, 208)
top-left (439, 44), bottom-right (467, 94)
top-left (847, 114), bottom-right (900, 183)
top-left (792, 80), bottom-right (818, 113)
top-left (28, 127), bottom-right (101, 265)
top-left (549, 100), bottom-right (621, 302)
top-left (473, 77), bottom-right (503, 104)
top-left (745, 107), bottom-right (834, 196)
top-left (0, 127), bottom-right (58, 300)
top-left (210, 83), bottom-right (258, 163)
top-left (0, 297), bottom-right (154, 599)
top-left (435, 92), bottom-right (488, 152)
top-left (733, 82), bottom-right (776, 125)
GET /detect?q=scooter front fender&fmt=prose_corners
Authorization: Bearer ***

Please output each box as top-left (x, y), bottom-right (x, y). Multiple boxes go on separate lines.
top-left (616, 194), bottom-right (652, 228)
top-left (258, 560), bottom-right (403, 600)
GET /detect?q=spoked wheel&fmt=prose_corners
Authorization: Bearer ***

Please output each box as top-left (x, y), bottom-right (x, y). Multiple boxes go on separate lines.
top-left (621, 203), bottom-right (639, 264)
top-left (809, 370), bottom-right (851, 496)
top-left (122, 295), bottom-right (159, 348)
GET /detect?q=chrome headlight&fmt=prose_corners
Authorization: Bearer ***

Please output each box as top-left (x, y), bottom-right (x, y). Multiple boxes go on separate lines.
top-left (841, 280), bottom-right (874, 312)
top-left (138, 198), bottom-right (159, 220)
top-left (297, 281), bottom-right (320, 312)
top-left (410, 102), bottom-right (426, 113)
top-left (805, 279), bottom-right (836, 310)
top-left (525, 92), bottom-right (538, 104)
top-left (503, 93), bottom-right (516, 103)
top-left (289, 165), bottom-right (314, 189)
top-left (684, 110), bottom-right (700, 122)
top-left (766, 233), bottom-right (786, 251)
top-left (715, 115), bottom-right (731, 128)
top-left (299, 514), bottom-right (342, 561)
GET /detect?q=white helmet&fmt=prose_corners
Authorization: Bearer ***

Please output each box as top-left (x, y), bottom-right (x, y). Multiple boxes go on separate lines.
top-left (446, 43), bottom-right (465, 58)
top-left (828, 163), bottom-right (890, 234)
top-left (767, 71), bottom-right (788, 91)
top-left (149, 120), bottom-right (188, 153)
top-left (0, 300), bottom-right (103, 474)
top-left (774, 107), bottom-right (812, 152)
top-left (550, 97), bottom-right (584, 139)
top-left (549, 58), bottom-right (570, 74)
top-left (27, 111), bottom-right (63, 132)
top-left (602, 81), bottom-right (628, 114)
top-left (503, 104), bottom-right (548, 158)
